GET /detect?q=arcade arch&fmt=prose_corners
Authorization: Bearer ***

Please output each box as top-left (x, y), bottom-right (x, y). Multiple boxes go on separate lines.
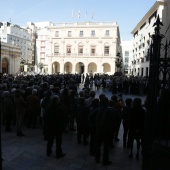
top-left (52, 61), bottom-right (60, 74)
top-left (64, 62), bottom-right (72, 73)
top-left (88, 62), bottom-right (97, 76)
top-left (75, 62), bottom-right (85, 74)
top-left (103, 63), bottom-right (111, 73)
top-left (2, 58), bottom-right (9, 74)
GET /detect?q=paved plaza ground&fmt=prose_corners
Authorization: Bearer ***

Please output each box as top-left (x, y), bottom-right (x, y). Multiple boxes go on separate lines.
top-left (1, 86), bottom-right (146, 170)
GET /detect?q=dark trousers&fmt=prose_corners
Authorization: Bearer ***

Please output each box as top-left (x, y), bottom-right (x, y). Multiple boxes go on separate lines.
top-left (95, 133), bottom-right (110, 164)
top-left (5, 114), bottom-right (12, 131)
top-left (47, 131), bottom-right (63, 155)
top-left (123, 123), bottom-right (129, 146)
top-left (89, 129), bottom-right (96, 155)
top-left (26, 110), bottom-right (37, 128)
top-left (77, 124), bottom-right (88, 143)
top-left (69, 110), bottom-right (75, 129)
top-left (115, 119), bottom-right (122, 139)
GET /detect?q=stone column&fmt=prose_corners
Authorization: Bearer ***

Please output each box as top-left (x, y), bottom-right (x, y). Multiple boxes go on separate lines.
top-left (60, 59), bottom-right (64, 74)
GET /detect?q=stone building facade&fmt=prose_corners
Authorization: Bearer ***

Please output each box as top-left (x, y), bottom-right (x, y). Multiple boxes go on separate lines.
top-left (0, 22), bottom-right (32, 65)
top-left (43, 22), bottom-right (122, 75)
top-left (0, 41), bottom-right (21, 74)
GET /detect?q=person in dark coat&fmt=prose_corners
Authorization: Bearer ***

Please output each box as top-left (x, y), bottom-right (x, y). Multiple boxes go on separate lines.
top-left (95, 97), bottom-right (115, 166)
top-left (46, 95), bottom-right (65, 158)
top-left (14, 89), bottom-right (26, 137)
top-left (122, 98), bottom-right (132, 148)
top-left (2, 91), bottom-right (15, 132)
top-left (108, 99), bottom-right (120, 148)
top-left (128, 98), bottom-right (145, 159)
top-left (76, 97), bottom-right (90, 145)
top-left (41, 90), bottom-right (53, 140)
top-left (69, 90), bottom-right (78, 131)
top-left (111, 94), bottom-right (124, 141)
top-left (60, 88), bottom-right (71, 132)
top-left (88, 98), bottom-right (100, 156)
top-left (26, 89), bottom-right (40, 128)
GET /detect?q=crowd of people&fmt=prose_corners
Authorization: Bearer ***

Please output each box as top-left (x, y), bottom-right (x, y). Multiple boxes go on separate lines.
top-left (0, 73), bottom-right (147, 165)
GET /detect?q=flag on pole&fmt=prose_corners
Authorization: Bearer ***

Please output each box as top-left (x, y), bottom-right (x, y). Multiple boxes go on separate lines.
top-left (72, 10), bottom-right (74, 18)
top-left (85, 10), bottom-right (87, 19)
top-left (78, 10), bottom-right (80, 19)
top-left (92, 11), bottom-right (94, 19)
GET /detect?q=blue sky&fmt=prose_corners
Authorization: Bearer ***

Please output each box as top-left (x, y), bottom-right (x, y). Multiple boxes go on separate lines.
top-left (0, 0), bottom-right (156, 40)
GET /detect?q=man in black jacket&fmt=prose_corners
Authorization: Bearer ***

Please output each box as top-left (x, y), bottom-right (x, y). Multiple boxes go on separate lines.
top-left (95, 97), bottom-right (116, 166)
top-left (46, 95), bottom-right (65, 158)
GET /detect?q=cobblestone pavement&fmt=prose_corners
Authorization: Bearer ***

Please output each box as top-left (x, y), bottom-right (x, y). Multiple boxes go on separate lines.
top-left (1, 86), bottom-right (146, 170)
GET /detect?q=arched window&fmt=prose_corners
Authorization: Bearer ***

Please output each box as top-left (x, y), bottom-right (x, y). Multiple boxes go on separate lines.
top-left (55, 31), bottom-right (59, 37)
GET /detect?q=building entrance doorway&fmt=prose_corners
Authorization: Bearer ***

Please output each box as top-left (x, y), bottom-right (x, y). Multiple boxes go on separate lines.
top-left (76, 62), bottom-right (84, 74)
top-left (2, 58), bottom-right (8, 74)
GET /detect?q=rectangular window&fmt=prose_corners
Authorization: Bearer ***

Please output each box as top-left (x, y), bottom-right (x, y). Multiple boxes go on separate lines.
top-left (141, 68), bottom-right (144, 76)
top-left (146, 67), bottom-right (149, 76)
top-left (78, 46), bottom-right (83, 55)
top-left (138, 68), bottom-right (140, 76)
top-left (80, 31), bottom-right (83, 37)
top-left (124, 64), bottom-right (128, 68)
top-left (91, 46), bottom-right (96, 56)
top-left (66, 46), bottom-right (71, 55)
top-left (105, 30), bottom-right (109, 36)
top-left (40, 53), bottom-right (45, 57)
top-left (41, 47), bottom-right (45, 52)
top-left (125, 57), bottom-right (129, 63)
top-left (91, 30), bottom-right (95, 36)
top-left (125, 51), bottom-right (129, 56)
top-left (55, 31), bottom-right (59, 37)
top-left (54, 46), bottom-right (59, 55)
top-left (41, 41), bottom-right (45, 46)
top-left (104, 46), bottom-right (109, 56)
top-left (68, 31), bottom-right (72, 37)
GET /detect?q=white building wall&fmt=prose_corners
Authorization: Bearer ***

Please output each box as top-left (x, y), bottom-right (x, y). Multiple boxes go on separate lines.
top-left (1, 42), bottom-right (21, 74)
top-left (162, 0), bottom-right (170, 44)
top-left (131, 0), bottom-right (167, 77)
top-left (46, 22), bottom-right (121, 75)
top-left (121, 40), bottom-right (133, 75)
top-left (0, 22), bottom-right (32, 66)
top-left (36, 27), bottom-right (50, 73)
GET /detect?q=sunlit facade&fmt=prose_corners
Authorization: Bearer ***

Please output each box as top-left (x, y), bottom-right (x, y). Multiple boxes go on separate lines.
top-left (131, 0), bottom-right (167, 77)
top-left (39, 22), bottom-right (122, 75)
top-left (0, 42), bottom-right (21, 74)
top-left (121, 40), bottom-right (133, 76)
top-left (0, 22), bottom-right (32, 65)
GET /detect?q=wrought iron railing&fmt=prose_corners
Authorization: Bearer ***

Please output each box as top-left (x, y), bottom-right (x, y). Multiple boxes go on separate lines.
top-left (142, 15), bottom-right (170, 170)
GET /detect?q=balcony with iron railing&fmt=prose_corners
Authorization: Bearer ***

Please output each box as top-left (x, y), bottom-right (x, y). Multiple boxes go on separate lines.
top-left (141, 57), bottom-right (144, 63)
top-left (145, 55), bottom-right (150, 62)
top-left (51, 52), bottom-right (115, 58)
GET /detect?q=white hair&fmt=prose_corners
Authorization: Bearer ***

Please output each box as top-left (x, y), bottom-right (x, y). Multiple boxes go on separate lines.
top-left (32, 89), bottom-right (37, 95)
